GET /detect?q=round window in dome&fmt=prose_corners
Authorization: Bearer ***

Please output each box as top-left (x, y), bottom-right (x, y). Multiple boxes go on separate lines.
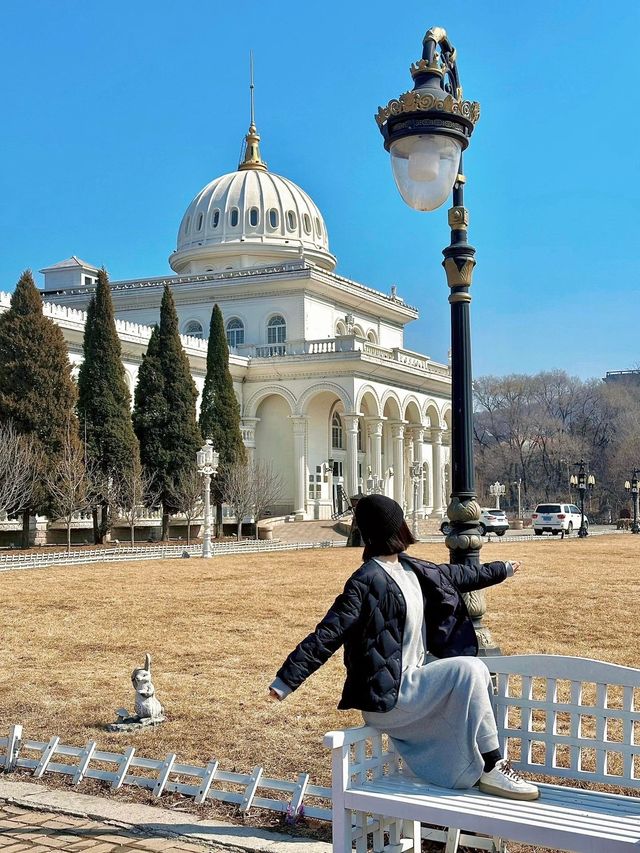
top-left (212, 209), bottom-right (220, 228)
top-left (286, 211), bottom-right (297, 231)
top-left (249, 207), bottom-right (259, 227)
top-left (303, 213), bottom-right (311, 234)
top-left (268, 208), bottom-right (279, 229)
top-left (196, 213), bottom-right (204, 231)
top-left (230, 208), bottom-right (239, 227)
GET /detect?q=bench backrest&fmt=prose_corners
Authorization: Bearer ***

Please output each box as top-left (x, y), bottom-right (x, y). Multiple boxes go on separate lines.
top-left (490, 654), bottom-right (640, 788)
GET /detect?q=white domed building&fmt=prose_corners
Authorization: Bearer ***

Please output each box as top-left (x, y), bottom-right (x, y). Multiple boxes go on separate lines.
top-left (13, 119), bottom-right (453, 524)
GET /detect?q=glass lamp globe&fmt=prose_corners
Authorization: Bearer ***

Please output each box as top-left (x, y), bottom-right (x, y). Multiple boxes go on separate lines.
top-left (390, 134), bottom-right (462, 211)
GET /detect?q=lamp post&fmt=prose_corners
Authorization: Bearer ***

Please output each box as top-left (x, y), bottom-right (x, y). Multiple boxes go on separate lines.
top-left (411, 460), bottom-right (422, 536)
top-left (196, 439), bottom-right (219, 558)
top-left (569, 460), bottom-right (595, 538)
top-left (512, 479), bottom-right (522, 519)
top-left (624, 470), bottom-right (640, 534)
top-left (489, 481), bottom-right (506, 510)
top-left (376, 28), bottom-right (497, 649)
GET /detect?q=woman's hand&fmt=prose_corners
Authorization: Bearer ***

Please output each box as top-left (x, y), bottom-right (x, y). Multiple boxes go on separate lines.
top-left (268, 688), bottom-right (283, 701)
top-left (510, 560), bottom-right (522, 573)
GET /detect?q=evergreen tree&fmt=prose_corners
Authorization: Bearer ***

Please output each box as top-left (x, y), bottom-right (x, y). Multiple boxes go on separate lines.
top-left (200, 304), bottom-right (246, 536)
top-left (77, 268), bottom-right (139, 543)
top-left (0, 270), bottom-right (78, 546)
top-left (134, 286), bottom-right (202, 539)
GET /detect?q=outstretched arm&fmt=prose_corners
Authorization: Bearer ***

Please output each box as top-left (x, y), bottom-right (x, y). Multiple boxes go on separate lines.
top-left (441, 559), bottom-right (513, 592)
top-left (270, 576), bottom-right (365, 698)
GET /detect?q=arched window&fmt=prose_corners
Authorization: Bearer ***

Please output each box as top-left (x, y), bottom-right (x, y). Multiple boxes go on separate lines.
top-left (267, 314), bottom-right (286, 344)
top-left (366, 329), bottom-right (378, 344)
top-left (332, 413), bottom-right (343, 449)
top-left (226, 317), bottom-right (245, 348)
top-left (184, 320), bottom-right (204, 339)
top-left (212, 209), bottom-right (220, 228)
top-left (315, 217), bottom-right (322, 238)
top-left (230, 208), bottom-right (239, 227)
top-left (335, 320), bottom-right (346, 336)
top-left (303, 213), bottom-right (312, 234)
top-left (196, 212), bottom-right (204, 231)
top-left (249, 207), bottom-right (259, 227)
top-left (268, 208), bottom-right (279, 229)
top-left (353, 325), bottom-right (364, 339)
top-left (286, 210), bottom-right (297, 231)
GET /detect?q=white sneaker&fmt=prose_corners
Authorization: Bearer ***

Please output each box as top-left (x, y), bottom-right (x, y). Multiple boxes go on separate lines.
top-left (479, 759), bottom-right (539, 801)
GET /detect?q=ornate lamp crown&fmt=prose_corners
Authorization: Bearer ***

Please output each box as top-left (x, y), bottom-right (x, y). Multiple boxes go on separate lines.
top-left (375, 26), bottom-right (480, 138)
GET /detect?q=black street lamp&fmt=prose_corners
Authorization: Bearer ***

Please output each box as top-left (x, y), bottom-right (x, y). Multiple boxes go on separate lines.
top-left (376, 29), bottom-right (498, 650)
top-left (624, 470), bottom-right (640, 534)
top-left (376, 28), bottom-right (481, 565)
top-left (569, 460), bottom-right (595, 538)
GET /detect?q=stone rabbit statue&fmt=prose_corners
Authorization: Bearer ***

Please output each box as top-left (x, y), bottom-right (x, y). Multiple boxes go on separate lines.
top-left (130, 653), bottom-right (165, 722)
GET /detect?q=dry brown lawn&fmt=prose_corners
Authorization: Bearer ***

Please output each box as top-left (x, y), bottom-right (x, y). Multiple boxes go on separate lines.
top-left (1, 535), bottom-right (638, 851)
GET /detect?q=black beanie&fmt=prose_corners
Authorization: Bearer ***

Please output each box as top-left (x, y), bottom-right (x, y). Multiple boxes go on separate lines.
top-left (354, 494), bottom-right (404, 544)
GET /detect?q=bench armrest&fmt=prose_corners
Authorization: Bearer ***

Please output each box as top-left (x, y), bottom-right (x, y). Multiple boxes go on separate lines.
top-left (323, 725), bottom-right (379, 749)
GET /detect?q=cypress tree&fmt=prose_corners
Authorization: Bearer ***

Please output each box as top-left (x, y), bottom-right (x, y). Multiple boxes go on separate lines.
top-left (134, 286), bottom-right (201, 539)
top-left (77, 268), bottom-right (139, 543)
top-left (200, 304), bottom-right (246, 536)
top-left (0, 270), bottom-right (78, 546)
top-left (199, 304), bottom-right (246, 465)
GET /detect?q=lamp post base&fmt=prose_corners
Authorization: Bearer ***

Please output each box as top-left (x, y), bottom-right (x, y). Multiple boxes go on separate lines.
top-left (578, 526), bottom-right (589, 538)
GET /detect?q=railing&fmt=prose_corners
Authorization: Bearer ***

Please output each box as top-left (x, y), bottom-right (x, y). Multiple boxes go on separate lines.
top-left (0, 538), bottom-right (346, 571)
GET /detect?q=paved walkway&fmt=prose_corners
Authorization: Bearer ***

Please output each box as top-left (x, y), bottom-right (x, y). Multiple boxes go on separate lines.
top-left (0, 781), bottom-right (330, 853)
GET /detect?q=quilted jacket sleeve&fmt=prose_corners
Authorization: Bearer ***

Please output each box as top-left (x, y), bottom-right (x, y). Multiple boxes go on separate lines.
top-left (440, 560), bottom-right (509, 593)
top-left (275, 574), bottom-right (365, 693)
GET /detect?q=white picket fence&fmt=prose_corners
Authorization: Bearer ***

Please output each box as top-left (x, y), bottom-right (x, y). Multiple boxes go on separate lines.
top-left (0, 538), bottom-right (346, 572)
top-left (0, 724), bottom-right (332, 821)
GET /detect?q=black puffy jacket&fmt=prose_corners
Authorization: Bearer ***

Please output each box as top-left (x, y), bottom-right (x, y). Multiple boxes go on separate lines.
top-left (276, 554), bottom-right (509, 712)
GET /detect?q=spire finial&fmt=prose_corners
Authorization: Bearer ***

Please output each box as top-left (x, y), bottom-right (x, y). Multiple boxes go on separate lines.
top-left (239, 51), bottom-right (267, 172)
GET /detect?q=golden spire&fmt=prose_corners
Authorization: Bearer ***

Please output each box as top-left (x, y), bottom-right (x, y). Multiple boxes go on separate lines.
top-left (238, 51), bottom-right (267, 171)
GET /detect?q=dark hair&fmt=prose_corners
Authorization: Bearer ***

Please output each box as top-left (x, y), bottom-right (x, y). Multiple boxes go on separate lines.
top-left (362, 519), bottom-right (416, 561)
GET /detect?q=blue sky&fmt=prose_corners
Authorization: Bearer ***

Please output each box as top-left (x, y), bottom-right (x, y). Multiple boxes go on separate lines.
top-left (1, 0), bottom-right (639, 379)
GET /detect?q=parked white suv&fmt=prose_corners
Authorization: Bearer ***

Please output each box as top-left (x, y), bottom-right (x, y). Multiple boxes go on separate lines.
top-left (532, 503), bottom-right (587, 535)
top-left (478, 508), bottom-right (509, 536)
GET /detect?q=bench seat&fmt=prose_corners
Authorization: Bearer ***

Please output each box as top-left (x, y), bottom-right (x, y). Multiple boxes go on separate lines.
top-left (346, 775), bottom-right (640, 852)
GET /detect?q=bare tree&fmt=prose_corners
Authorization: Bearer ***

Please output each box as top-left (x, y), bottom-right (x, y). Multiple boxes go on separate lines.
top-left (45, 426), bottom-right (94, 552)
top-left (116, 461), bottom-right (159, 546)
top-left (251, 461), bottom-right (284, 538)
top-left (0, 422), bottom-right (39, 523)
top-left (172, 467), bottom-right (204, 546)
top-left (222, 463), bottom-right (254, 540)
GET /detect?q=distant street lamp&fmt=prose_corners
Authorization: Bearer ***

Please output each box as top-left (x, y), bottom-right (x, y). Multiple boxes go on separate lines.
top-left (489, 481), bottom-right (506, 510)
top-left (512, 478), bottom-right (522, 519)
top-left (411, 460), bottom-right (422, 536)
top-left (569, 460), bottom-right (595, 538)
top-left (196, 439), bottom-right (219, 558)
top-left (624, 470), bottom-right (640, 534)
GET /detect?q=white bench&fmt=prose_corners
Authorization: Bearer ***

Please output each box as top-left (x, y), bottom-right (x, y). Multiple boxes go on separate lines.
top-left (324, 655), bottom-right (640, 853)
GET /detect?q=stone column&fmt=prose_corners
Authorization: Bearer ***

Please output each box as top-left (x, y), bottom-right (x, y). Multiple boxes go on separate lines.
top-left (365, 417), bottom-right (384, 480)
top-left (391, 422), bottom-right (405, 507)
top-left (240, 418), bottom-right (259, 465)
top-left (290, 416), bottom-right (308, 519)
top-left (343, 414), bottom-right (360, 500)
top-left (410, 426), bottom-right (426, 516)
top-left (431, 427), bottom-right (445, 518)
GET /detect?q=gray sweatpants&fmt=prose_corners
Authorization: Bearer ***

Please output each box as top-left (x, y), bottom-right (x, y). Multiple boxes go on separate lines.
top-left (363, 656), bottom-right (499, 789)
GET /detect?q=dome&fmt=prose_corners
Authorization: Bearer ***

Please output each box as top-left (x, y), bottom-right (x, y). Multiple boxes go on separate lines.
top-left (169, 124), bottom-right (336, 274)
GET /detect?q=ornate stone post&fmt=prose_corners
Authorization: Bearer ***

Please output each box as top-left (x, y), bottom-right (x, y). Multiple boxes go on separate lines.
top-left (343, 414), bottom-right (361, 499)
top-left (241, 417), bottom-right (259, 465)
top-left (290, 416), bottom-right (308, 518)
top-left (409, 426), bottom-right (425, 516)
top-left (391, 422), bottom-right (405, 507)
